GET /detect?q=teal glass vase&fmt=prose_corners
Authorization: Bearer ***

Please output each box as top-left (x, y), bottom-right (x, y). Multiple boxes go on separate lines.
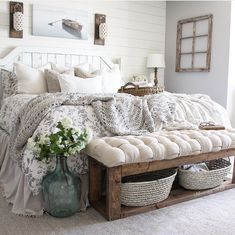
top-left (42, 155), bottom-right (81, 218)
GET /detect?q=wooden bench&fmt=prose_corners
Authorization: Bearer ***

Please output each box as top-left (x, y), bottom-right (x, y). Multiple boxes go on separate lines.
top-left (89, 149), bottom-right (235, 221)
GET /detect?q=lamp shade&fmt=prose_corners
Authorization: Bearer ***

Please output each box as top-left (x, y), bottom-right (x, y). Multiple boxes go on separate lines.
top-left (147, 54), bottom-right (165, 68)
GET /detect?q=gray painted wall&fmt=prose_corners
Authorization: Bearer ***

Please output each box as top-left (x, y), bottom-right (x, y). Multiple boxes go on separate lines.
top-left (227, 2), bottom-right (235, 126)
top-left (165, 1), bottom-right (231, 107)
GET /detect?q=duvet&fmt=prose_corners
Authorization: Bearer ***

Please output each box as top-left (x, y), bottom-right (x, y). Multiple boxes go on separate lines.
top-left (0, 92), bottom-right (231, 197)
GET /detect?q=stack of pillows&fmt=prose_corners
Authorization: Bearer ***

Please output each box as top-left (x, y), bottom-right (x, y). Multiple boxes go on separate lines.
top-left (1, 62), bottom-right (122, 99)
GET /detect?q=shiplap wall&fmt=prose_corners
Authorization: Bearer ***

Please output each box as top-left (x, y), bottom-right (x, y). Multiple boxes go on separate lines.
top-left (0, 0), bottom-right (166, 82)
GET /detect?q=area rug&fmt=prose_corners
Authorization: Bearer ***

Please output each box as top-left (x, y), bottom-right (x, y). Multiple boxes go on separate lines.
top-left (1, 188), bottom-right (235, 235)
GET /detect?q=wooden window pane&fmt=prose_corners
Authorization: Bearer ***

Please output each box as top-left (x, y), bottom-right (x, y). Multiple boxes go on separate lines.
top-left (181, 38), bottom-right (193, 53)
top-left (181, 54), bottom-right (192, 68)
top-left (195, 37), bottom-right (208, 51)
top-left (194, 54), bottom-right (207, 68)
top-left (182, 22), bottom-right (193, 37)
top-left (196, 19), bottom-right (208, 35)
top-left (175, 14), bottom-right (212, 72)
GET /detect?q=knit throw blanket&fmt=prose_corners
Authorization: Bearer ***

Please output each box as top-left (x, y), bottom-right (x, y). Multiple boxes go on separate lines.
top-left (9, 92), bottom-right (176, 166)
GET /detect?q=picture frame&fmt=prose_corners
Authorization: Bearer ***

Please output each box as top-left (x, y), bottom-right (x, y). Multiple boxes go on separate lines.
top-left (33, 5), bottom-right (88, 40)
top-left (175, 14), bottom-right (213, 72)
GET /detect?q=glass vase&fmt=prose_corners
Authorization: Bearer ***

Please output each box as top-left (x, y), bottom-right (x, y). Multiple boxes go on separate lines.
top-left (42, 155), bottom-right (81, 218)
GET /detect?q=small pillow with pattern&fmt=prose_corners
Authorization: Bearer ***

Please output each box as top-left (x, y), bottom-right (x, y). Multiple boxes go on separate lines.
top-left (1, 69), bottom-right (18, 99)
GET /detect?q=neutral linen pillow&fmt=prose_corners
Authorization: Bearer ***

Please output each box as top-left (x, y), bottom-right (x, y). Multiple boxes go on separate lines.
top-left (102, 65), bottom-right (122, 93)
top-left (75, 62), bottom-right (90, 72)
top-left (45, 69), bottom-right (74, 93)
top-left (51, 63), bottom-right (75, 74)
top-left (1, 69), bottom-right (18, 99)
top-left (14, 63), bottom-right (49, 94)
top-left (58, 74), bottom-right (103, 94)
top-left (74, 67), bottom-right (97, 78)
top-left (74, 62), bottom-right (100, 78)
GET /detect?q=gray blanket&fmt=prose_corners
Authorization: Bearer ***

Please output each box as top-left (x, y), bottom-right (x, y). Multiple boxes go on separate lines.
top-left (8, 92), bottom-right (176, 166)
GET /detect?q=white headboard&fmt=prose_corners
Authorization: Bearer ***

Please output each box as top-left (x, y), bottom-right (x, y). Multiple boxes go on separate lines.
top-left (0, 46), bottom-right (116, 70)
top-left (0, 46), bottom-right (120, 102)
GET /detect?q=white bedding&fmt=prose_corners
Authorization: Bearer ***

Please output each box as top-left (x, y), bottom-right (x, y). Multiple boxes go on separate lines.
top-left (0, 91), bottom-right (232, 216)
top-left (0, 94), bottom-right (36, 132)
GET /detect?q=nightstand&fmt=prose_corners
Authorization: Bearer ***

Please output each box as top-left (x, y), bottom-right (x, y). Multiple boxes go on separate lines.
top-left (118, 82), bottom-right (164, 96)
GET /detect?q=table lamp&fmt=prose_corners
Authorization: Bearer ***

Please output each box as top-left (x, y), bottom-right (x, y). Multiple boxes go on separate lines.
top-left (147, 54), bottom-right (165, 87)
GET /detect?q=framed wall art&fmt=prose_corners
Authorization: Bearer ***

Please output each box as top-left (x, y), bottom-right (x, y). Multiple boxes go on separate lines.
top-left (175, 14), bottom-right (213, 72)
top-left (33, 5), bottom-right (88, 40)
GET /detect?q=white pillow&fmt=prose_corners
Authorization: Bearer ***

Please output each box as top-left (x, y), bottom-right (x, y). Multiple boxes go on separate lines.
top-left (58, 74), bottom-right (103, 94)
top-left (51, 63), bottom-right (74, 74)
top-left (102, 65), bottom-right (122, 93)
top-left (75, 62), bottom-right (90, 72)
top-left (14, 63), bottom-right (50, 94)
top-left (51, 62), bottom-right (92, 74)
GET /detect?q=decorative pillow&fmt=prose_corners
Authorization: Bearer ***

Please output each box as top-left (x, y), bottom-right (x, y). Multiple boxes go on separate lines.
top-left (51, 63), bottom-right (74, 74)
top-left (101, 65), bottom-right (122, 93)
top-left (74, 62), bottom-right (90, 72)
top-left (1, 69), bottom-right (18, 99)
top-left (14, 63), bottom-right (48, 94)
top-left (74, 67), bottom-right (97, 78)
top-left (58, 74), bottom-right (103, 94)
top-left (45, 69), bottom-right (74, 93)
top-left (74, 62), bottom-right (100, 78)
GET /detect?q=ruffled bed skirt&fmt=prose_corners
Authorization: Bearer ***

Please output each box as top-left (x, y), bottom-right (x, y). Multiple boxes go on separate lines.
top-left (0, 129), bottom-right (89, 216)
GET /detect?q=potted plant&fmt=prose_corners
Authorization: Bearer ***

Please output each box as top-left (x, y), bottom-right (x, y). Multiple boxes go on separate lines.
top-left (28, 116), bottom-right (92, 217)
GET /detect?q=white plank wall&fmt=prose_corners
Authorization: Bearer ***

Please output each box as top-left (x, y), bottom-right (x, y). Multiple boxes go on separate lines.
top-left (0, 0), bottom-right (166, 82)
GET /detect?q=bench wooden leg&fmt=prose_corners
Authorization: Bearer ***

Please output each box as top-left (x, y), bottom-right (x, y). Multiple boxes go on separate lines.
top-left (89, 158), bottom-right (102, 203)
top-left (232, 157), bottom-right (235, 184)
top-left (106, 166), bottom-right (122, 220)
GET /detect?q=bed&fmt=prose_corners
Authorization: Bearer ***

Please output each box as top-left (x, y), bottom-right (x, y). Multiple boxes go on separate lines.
top-left (0, 47), bottom-right (232, 216)
top-left (0, 46), bottom-right (120, 216)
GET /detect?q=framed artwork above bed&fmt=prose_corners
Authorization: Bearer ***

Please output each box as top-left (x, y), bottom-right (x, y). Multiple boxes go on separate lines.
top-left (32, 5), bottom-right (88, 40)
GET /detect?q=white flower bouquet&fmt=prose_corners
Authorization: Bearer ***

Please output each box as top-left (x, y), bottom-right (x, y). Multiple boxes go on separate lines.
top-left (28, 116), bottom-right (92, 162)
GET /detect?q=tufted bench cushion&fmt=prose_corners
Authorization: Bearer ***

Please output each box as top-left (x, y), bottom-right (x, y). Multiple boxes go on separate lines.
top-left (85, 129), bottom-right (235, 167)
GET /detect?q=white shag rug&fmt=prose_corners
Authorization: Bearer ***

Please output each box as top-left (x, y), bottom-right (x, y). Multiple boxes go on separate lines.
top-left (1, 189), bottom-right (235, 235)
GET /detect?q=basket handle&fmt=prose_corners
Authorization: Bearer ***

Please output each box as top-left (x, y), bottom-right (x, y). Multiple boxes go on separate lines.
top-left (122, 82), bottom-right (139, 90)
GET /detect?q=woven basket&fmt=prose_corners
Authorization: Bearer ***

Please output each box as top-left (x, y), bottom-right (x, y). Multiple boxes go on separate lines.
top-left (121, 168), bottom-right (177, 206)
top-left (178, 159), bottom-right (231, 190)
top-left (118, 82), bottom-right (162, 96)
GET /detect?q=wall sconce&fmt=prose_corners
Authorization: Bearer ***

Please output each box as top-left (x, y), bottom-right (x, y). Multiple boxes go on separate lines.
top-left (99, 22), bottom-right (107, 40)
top-left (10, 1), bottom-right (24, 38)
top-left (94, 14), bottom-right (107, 45)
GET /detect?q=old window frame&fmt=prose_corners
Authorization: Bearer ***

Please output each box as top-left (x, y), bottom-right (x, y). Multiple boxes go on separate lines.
top-left (175, 14), bottom-right (213, 72)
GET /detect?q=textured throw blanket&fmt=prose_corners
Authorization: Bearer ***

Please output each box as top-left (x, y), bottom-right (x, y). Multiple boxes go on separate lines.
top-left (3, 91), bottom-right (231, 195)
top-left (9, 92), bottom-right (176, 166)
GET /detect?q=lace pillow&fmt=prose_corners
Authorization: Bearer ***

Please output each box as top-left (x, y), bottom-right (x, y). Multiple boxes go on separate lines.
top-left (1, 69), bottom-right (18, 99)
top-left (45, 69), bottom-right (74, 93)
